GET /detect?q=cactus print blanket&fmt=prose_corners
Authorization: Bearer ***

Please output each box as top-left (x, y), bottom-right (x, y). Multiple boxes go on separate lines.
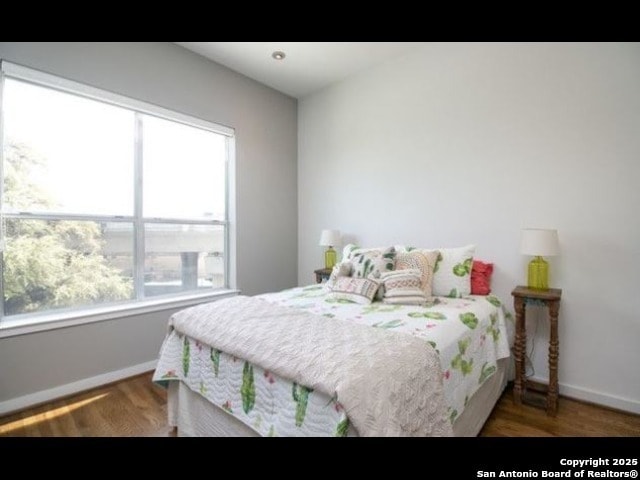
top-left (153, 285), bottom-right (512, 436)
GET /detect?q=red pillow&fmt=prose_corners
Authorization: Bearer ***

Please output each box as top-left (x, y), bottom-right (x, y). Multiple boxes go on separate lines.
top-left (471, 260), bottom-right (493, 295)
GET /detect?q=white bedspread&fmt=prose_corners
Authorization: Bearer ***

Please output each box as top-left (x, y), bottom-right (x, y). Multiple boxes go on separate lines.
top-left (159, 295), bottom-right (452, 437)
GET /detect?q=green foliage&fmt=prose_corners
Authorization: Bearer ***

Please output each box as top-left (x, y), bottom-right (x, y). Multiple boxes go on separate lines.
top-left (459, 312), bottom-right (479, 329)
top-left (211, 348), bottom-right (221, 377)
top-left (3, 143), bottom-right (52, 210)
top-left (2, 142), bottom-right (133, 315)
top-left (458, 338), bottom-right (470, 355)
top-left (486, 295), bottom-right (502, 307)
top-left (453, 257), bottom-right (472, 277)
top-left (449, 408), bottom-right (458, 423)
top-left (324, 297), bottom-right (355, 304)
top-left (433, 252), bottom-right (443, 273)
top-left (362, 303), bottom-right (401, 315)
top-left (479, 362), bottom-right (497, 384)
top-left (292, 383), bottom-right (313, 427)
top-left (241, 362), bottom-right (256, 414)
top-left (453, 264), bottom-right (467, 277)
top-left (408, 311), bottom-right (446, 320)
top-left (372, 319), bottom-right (405, 329)
top-left (450, 337), bottom-right (474, 376)
top-left (182, 336), bottom-right (190, 377)
top-left (486, 313), bottom-right (500, 342)
top-left (335, 418), bottom-right (349, 437)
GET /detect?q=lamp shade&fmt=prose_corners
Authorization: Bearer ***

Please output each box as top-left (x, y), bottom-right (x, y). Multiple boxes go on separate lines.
top-left (520, 229), bottom-right (559, 256)
top-left (319, 229), bottom-right (341, 247)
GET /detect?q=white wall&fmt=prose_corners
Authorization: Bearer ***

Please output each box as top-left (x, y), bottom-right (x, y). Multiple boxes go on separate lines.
top-left (0, 42), bottom-right (297, 406)
top-left (298, 43), bottom-right (640, 412)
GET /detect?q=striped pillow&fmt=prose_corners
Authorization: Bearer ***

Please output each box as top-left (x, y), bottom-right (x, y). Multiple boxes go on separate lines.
top-left (328, 277), bottom-right (380, 305)
top-left (380, 269), bottom-right (427, 305)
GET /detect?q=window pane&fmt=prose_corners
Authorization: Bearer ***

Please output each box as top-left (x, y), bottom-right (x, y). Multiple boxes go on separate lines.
top-left (2, 79), bottom-right (134, 216)
top-left (143, 115), bottom-right (226, 220)
top-left (144, 223), bottom-right (224, 296)
top-left (3, 219), bottom-right (134, 316)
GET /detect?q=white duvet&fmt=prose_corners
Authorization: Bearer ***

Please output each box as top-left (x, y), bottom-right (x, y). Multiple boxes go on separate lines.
top-left (153, 285), bottom-right (512, 436)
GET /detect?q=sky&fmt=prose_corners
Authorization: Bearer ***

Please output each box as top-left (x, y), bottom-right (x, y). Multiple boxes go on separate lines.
top-left (3, 78), bottom-right (227, 220)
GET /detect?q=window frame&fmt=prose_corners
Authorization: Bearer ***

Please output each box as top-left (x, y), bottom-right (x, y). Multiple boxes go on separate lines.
top-left (0, 60), bottom-right (236, 332)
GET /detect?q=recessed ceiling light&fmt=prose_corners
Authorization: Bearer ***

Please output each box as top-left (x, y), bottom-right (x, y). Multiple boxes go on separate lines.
top-left (272, 51), bottom-right (286, 61)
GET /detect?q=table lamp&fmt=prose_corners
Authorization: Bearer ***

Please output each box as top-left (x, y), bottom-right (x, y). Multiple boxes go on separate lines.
top-left (520, 228), bottom-right (559, 290)
top-left (319, 229), bottom-right (340, 269)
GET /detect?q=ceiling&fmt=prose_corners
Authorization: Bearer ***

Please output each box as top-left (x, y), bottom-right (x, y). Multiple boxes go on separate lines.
top-left (175, 42), bottom-right (424, 98)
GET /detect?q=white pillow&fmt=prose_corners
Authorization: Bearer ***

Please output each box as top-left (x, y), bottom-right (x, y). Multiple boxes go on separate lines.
top-left (350, 246), bottom-right (396, 279)
top-left (404, 245), bottom-right (475, 297)
top-left (341, 243), bottom-right (406, 263)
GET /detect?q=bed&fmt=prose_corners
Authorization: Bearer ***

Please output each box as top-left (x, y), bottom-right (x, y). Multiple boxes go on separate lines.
top-left (153, 283), bottom-right (514, 437)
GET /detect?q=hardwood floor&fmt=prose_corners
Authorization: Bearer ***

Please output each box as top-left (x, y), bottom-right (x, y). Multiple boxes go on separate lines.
top-left (0, 373), bottom-right (171, 437)
top-left (480, 385), bottom-right (640, 436)
top-left (1, 374), bottom-right (638, 436)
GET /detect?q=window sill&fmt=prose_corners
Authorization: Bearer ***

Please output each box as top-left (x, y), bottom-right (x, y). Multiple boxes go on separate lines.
top-left (0, 289), bottom-right (240, 339)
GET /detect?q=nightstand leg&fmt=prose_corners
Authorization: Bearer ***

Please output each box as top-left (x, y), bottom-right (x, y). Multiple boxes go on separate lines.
top-left (513, 297), bottom-right (526, 404)
top-left (547, 300), bottom-right (560, 416)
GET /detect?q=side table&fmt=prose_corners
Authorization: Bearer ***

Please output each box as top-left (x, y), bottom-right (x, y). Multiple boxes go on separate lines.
top-left (314, 268), bottom-right (332, 284)
top-left (511, 285), bottom-right (562, 416)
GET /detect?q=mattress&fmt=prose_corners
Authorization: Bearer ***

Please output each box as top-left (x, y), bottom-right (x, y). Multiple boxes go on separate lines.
top-left (154, 284), bottom-right (514, 436)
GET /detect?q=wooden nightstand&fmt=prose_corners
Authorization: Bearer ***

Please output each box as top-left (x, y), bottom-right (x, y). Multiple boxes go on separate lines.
top-left (512, 286), bottom-right (562, 416)
top-left (314, 268), bottom-right (332, 284)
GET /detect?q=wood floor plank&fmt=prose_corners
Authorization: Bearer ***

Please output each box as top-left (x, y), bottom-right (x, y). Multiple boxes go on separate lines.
top-left (480, 385), bottom-right (640, 437)
top-left (1, 374), bottom-right (638, 437)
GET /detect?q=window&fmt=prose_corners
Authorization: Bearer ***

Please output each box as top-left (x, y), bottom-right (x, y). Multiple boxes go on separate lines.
top-left (0, 61), bottom-right (234, 322)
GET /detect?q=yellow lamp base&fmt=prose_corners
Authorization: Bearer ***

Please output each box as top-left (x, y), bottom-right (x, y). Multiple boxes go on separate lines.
top-left (527, 256), bottom-right (549, 290)
top-left (324, 247), bottom-right (337, 269)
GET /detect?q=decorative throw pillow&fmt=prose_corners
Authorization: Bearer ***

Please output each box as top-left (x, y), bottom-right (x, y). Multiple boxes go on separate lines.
top-left (323, 261), bottom-right (353, 291)
top-left (342, 243), bottom-right (406, 262)
top-left (350, 246), bottom-right (396, 279)
top-left (403, 245), bottom-right (476, 298)
top-left (395, 250), bottom-right (439, 297)
top-left (342, 243), bottom-right (360, 261)
top-left (471, 260), bottom-right (494, 295)
top-left (380, 269), bottom-right (426, 305)
top-left (327, 277), bottom-right (380, 305)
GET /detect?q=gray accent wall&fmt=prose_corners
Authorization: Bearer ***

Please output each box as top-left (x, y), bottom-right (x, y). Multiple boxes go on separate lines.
top-left (0, 42), bottom-right (297, 403)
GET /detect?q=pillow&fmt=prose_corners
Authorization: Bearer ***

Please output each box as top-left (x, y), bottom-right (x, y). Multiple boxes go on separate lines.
top-left (327, 277), bottom-right (380, 305)
top-left (380, 269), bottom-right (426, 305)
top-left (404, 244), bottom-right (475, 297)
top-left (324, 261), bottom-right (353, 291)
top-left (394, 250), bottom-right (439, 297)
top-left (342, 243), bottom-right (360, 261)
top-left (341, 243), bottom-right (404, 263)
top-left (350, 246), bottom-right (396, 279)
top-left (471, 260), bottom-right (494, 295)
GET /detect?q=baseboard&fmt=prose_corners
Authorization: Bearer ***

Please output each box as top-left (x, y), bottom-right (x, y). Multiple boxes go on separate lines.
top-left (0, 360), bottom-right (158, 416)
top-left (530, 375), bottom-right (640, 415)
